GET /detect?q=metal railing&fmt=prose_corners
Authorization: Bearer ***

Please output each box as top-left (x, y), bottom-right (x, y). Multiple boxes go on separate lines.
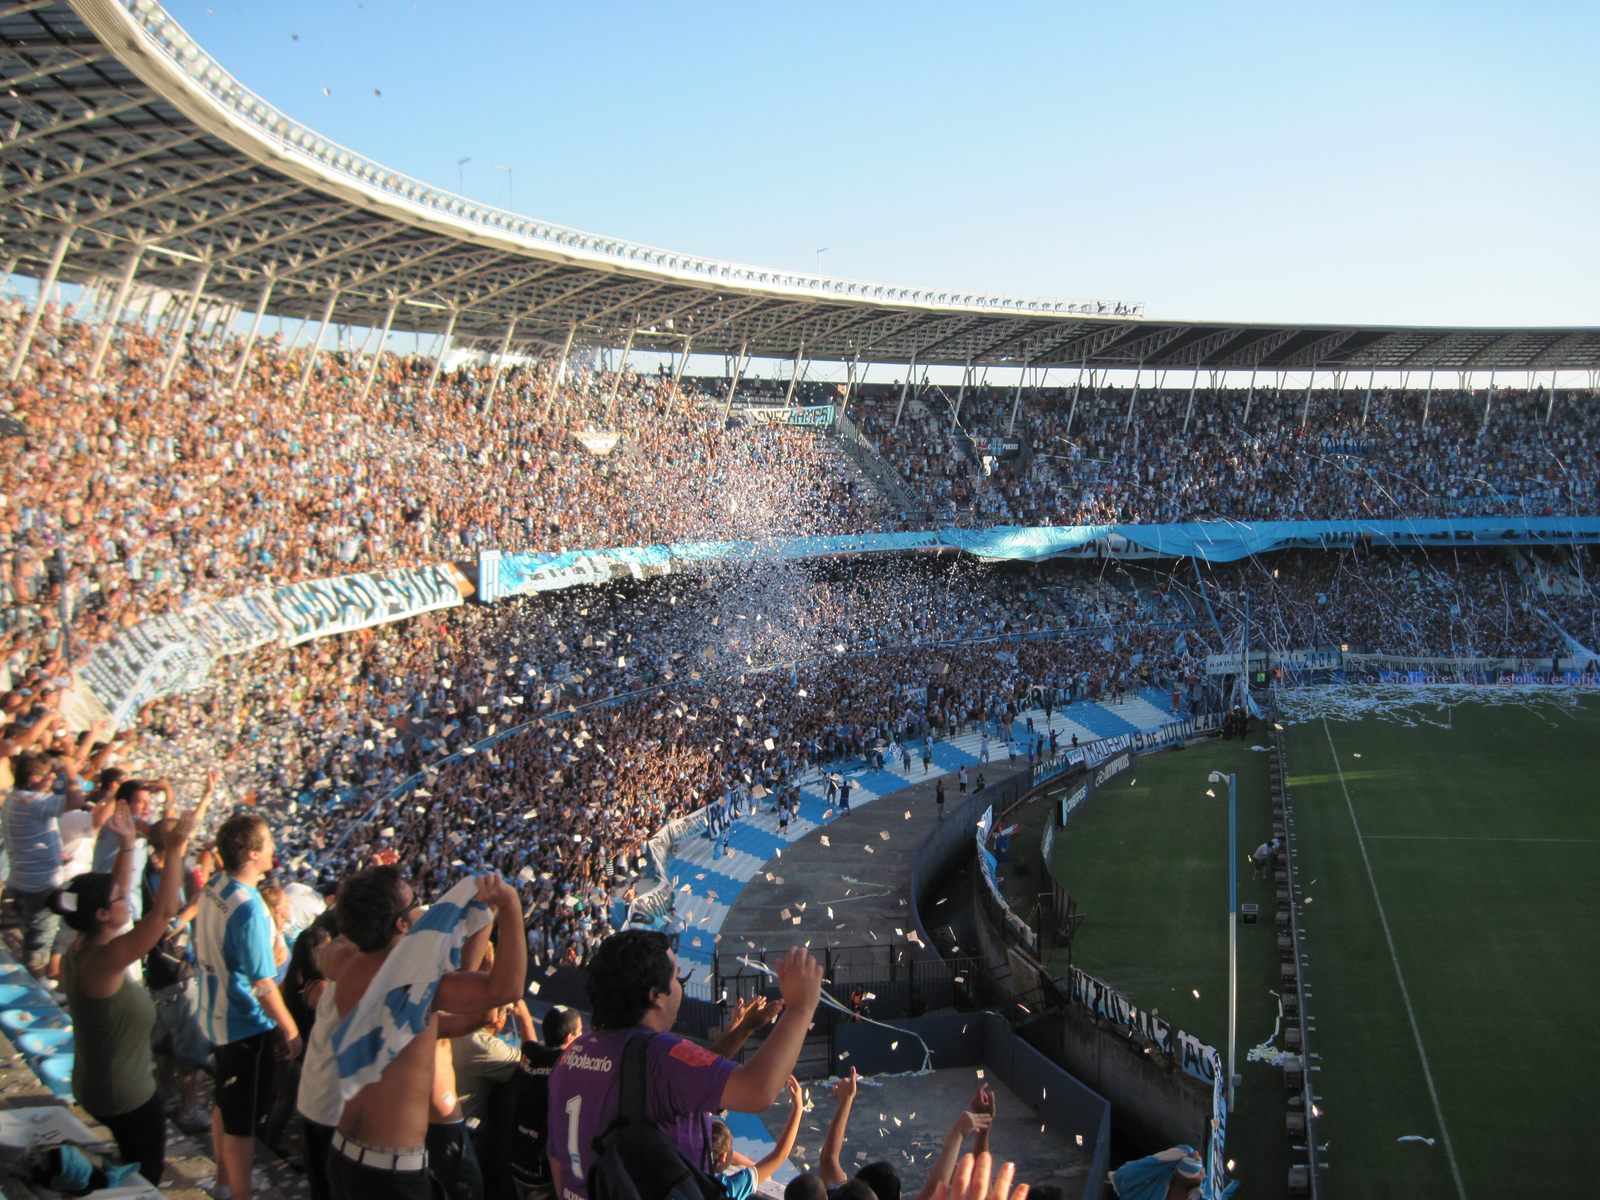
top-left (832, 411), bottom-right (936, 520)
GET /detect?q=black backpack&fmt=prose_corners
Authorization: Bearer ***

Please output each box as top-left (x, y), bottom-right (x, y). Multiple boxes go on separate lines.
top-left (586, 1034), bottom-right (729, 1200)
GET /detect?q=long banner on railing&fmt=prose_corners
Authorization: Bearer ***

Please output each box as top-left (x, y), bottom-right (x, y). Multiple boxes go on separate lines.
top-left (975, 804), bottom-right (1037, 955)
top-left (743, 404), bottom-right (836, 427)
top-left (480, 516), bottom-right (1600, 601)
top-left (1066, 962), bottom-right (1220, 1086)
top-left (81, 563), bottom-right (469, 726)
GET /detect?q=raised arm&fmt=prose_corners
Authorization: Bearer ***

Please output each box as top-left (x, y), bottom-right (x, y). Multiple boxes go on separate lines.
top-left (433, 875), bottom-right (527, 1014)
top-left (971, 1083), bottom-right (995, 1157)
top-left (709, 994), bottom-right (781, 1059)
top-left (80, 791), bottom-right (209, 994)
top-left (915, 1111), bottom-right (985, 1200)
top-left (817, 1066), bottom-right (858, 1188)
top-left (752, 1076), bottom-right (805, 1184)
top-left (511, 999), bottom-right (537, 1044)
top-left (718, 947), bottom-right (823, 1113)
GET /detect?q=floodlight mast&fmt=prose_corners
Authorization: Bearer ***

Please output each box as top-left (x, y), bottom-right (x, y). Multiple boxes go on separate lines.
top-left (1209, 769), bottom-right (1239, 1112)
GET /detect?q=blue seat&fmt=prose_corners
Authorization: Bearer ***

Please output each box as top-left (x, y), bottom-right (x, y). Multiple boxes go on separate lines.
top-left (17, 1027), bottom-right (73, 1058)
top-left (0, 981), bottom-right (48, 1008)
top-left (36, 1053), bottom-right (74, 1099)
top-left (0, 1006), bottom-right (69, 1037)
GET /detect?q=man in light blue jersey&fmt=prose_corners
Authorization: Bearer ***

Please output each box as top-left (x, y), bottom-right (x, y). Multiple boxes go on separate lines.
top-left (195, 811), bottom-right (300, 1200)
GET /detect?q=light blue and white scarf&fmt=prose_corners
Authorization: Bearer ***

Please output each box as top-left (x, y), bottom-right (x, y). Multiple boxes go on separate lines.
top-left (330, 875), bottom-right (493, 1101)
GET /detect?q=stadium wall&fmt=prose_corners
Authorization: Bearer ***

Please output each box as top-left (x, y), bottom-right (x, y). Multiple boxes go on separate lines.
top-left (908, 746), bottom-right (1214, 1157)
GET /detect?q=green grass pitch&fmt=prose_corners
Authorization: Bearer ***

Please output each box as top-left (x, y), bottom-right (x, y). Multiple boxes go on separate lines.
top-left (1008, 692), bottom-right (1600, 1198)
top-left (1281, 692), bottom-right (1600, 1199)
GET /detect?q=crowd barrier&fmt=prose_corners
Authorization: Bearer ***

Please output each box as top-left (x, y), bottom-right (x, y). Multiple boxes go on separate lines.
top-left (976, 717), bottom-right (1224, 1088)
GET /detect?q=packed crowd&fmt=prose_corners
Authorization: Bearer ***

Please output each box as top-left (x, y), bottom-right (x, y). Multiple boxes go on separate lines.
top-left (9, 541), bottom-right (1593, 984)
top-left (120, 556), bottom-right (1197, 967)
top-left (0, 716), bottom-right (1107, 1200)
top-left (1185, 547), bottom-right (1597, 664)
top-left (851, 380), bottom-right (1600, 525)
top-left (7, 302), bottom-right (1596, 681)
top-left (0, 300), bottom-right (885, 662)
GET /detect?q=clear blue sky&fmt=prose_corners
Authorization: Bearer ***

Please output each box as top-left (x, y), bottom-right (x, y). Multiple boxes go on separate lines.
top-left (164, 1), bottom-right (1599, 329)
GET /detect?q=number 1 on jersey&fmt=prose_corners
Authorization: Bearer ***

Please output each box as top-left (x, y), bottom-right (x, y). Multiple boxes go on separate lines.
top-left (566, 1094), bottom-right (583, 1175)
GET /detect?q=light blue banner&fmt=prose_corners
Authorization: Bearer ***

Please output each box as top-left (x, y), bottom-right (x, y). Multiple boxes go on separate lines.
top-left (480, 517), bottom-right (1600, 601)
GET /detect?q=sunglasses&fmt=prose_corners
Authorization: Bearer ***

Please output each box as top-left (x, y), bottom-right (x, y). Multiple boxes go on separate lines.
top-left (677, 967), bottom-right (694, 990)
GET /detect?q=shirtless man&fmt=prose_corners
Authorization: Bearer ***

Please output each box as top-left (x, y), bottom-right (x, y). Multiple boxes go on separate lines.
top-left (325, 867), bottom-right (525, 1200)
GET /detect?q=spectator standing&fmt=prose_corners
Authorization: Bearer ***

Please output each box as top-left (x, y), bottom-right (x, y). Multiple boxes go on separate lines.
top-left (323, 868), bottom-right (525, 1200)
top-left (547, 934), bottom-right (823, 1200)
top-left (507, 1006), bottom-right (584, 1200)
top-left (56, 790), bottom-right (205, 1184)
top-left (195, 812), bottom-right (302, 1200)
top-left (93, 779), bottom-right (167, 922)
top-left (4, 750), bottom-right (86, 976)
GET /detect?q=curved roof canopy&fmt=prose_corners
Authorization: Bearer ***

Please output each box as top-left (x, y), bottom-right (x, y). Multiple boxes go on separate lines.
top-left (4, 0), bottom-right (1599, 372)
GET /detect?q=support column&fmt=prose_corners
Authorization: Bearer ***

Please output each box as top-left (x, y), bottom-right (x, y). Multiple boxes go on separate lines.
top-left (7, 227), bottom-right (72, 381)
top-left (484, 317), bottom-right (519, 416)
top-left (1300, 368), bottom-right (1315, 428)
top-left (230, 277), bottom-right (277, 394)
top-left (210, 301), bottom-right (240, 343)
top-left (542, 320), bottom-right (578, 420)
top-left (159, 261), bottom-right (212, 389)
top-left (603, 325), bottom-right (634, 424)
top-left (359, 297), bottom-right (401, 407)
top-left (782, 342), bottom-right (805, 410)
top-left (1421, 368), bottom-right (1434, 428)
top-left (1009, 360), bottom-right (1028, 435)
top-left (424, 306), bottom-right (459, 402)
top-left (1182, 371), bottom-right (1198, 435)
top-left (1481, 369), bottom-right (1495, 435)
top-left (719, 340), bottom-right (748, 422)
top-left (1546, 369), bottom-right (1558, 422)
top-left (837, 352), bottom-right (859, 426)
top-left (1361, 367), bottom-right (1375, 428)
top-left (670, 337), bottom-right (694, 396)
top-left (893, 355), bottom-right (915, 429)
top-left (296, 289), bottom-right (339, 405)
top-left (87, 245), bottom-right (143, 381)
top-left (1243, 366), bottom-right (1257, 427)
top-left (1124, 362), bottom-right (1142, 429)
top-left (954, 358), bottom-right (971, 432)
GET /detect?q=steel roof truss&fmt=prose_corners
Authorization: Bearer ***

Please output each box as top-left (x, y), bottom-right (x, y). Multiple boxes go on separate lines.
top-left (0, 46), bottom-right (102, 91)
top-left (7, 126), bottom-right (204, 202)
top-left (1277, 329), bottom-right (1360, 369)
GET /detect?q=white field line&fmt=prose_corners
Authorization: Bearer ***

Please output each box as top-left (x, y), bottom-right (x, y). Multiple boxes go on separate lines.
top-left (1363, 835), bottom-right (1600, 844)
top-left (1321, 718), bottom-right (1469, 1200)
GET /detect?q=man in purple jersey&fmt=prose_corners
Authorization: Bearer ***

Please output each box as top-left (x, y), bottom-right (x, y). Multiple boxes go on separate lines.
top-left (547, 932), bottom-right (822, 1200)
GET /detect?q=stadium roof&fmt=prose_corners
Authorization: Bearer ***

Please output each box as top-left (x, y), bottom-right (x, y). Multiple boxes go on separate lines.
top-left (5, 0), bottom-right (1600, 374)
